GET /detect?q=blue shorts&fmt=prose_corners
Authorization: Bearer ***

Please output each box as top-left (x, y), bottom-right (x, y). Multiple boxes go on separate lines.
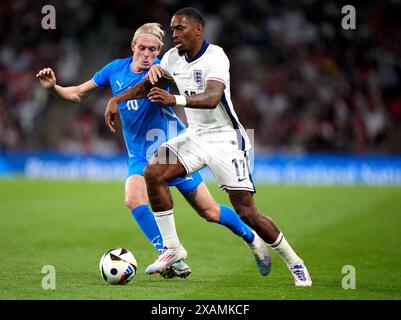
top-left (127, 157), bottom-right (203, 195)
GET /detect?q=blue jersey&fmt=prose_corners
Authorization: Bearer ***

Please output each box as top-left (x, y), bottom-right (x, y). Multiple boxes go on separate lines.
top-left (92, 57), bottom-right (186, 161)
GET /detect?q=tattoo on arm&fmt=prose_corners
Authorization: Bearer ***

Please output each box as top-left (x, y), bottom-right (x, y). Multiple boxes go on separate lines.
top-left (185, 80), bottom-right (225, 109)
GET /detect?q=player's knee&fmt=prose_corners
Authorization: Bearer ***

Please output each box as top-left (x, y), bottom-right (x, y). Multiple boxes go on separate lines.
top-left (124, 197), bottom-right (146, 211)
top-left (201, 205), bottom-right (220, 223)
top-left (204, 213), bottom-right (219, 223)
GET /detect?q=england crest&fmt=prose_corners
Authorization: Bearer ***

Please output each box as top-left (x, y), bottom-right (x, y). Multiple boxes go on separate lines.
top-left (194, 69), bottom-right (203, 86)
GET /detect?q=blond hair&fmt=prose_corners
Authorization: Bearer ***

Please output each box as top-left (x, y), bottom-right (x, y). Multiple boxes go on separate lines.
top-left (132, 23), bottom-right (165, 49)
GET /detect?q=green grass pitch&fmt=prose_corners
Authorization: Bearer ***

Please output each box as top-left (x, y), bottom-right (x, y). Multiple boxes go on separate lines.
top-left (1, 178), bottom-right (401, 300)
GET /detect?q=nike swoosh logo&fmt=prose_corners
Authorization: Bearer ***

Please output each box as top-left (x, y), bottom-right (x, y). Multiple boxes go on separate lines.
top-left (173, 72), bottom-right (181, 76)
top-left (238, 177), bottom-right (248, 182)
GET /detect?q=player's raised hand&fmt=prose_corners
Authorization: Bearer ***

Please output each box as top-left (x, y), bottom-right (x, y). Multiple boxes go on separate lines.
top-left (104, 98), bottom-right (119, 133)
top-left (148, 87), bottom-right (175, 106)
top-left (146, 65), bottom-right (164, 85)
top-left (36, 68), bottom-right (57, 89)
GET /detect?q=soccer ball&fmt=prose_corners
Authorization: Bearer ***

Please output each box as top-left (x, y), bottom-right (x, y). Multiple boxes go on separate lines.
top-left (99, 248), bottom-right (137, 285)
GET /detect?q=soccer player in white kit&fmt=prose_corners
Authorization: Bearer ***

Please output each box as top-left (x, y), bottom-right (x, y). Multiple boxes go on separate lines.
top-left (105, 8), bottom-right (312, 286)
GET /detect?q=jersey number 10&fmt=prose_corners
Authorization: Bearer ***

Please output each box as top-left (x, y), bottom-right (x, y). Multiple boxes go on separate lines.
top-left (126, 100), bottom-right (139, 110)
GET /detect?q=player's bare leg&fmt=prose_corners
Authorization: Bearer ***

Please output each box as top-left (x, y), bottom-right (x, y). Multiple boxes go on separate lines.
top-left (228, 190), bottom-right (312, 286)
top-left (183, 182), bottom-right (272, 276)
top-left (124, 175), bottom-right (149, 210)
top-left (153, 182), bottom-right (219, 278)
top-left (144, 148), bottom-right (274, 276)
top-left (124, 174), bottom-right (191, 278)
top-left (228, 190), bottom-right (280, 243)
top-left (143, 148), bottom-right (189, 274)
top-left (181, 182), bottom-right (220, 222)
top-left (144, 148), bottom-right (186, 212)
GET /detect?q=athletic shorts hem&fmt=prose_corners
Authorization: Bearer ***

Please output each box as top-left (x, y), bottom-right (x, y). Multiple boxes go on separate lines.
top-left (126, 172), bottom-right (144, 179)
top-left (219, 184), bottom-right (256, 193)
top-left (162, 143), bottom-right (191, 175)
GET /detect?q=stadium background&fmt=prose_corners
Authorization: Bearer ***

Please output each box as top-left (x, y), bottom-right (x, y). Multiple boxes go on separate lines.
top-left (1, 0), bottom-right (401, 300)
top-left (1, 0), bottom-right (401, 183)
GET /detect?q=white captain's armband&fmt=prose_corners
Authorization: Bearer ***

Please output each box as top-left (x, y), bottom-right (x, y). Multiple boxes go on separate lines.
top-left (174, 95), bottom-right (187, 107)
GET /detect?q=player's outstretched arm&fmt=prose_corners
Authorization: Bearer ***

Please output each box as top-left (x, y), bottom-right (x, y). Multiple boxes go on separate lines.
top-left (36, 68), bottom-right (96, 103)
top-left (104, 74), bottom-right (171, 133)
top-left (104, 80), bottom-right (153, 133)
top-left (146, 64), bottom-right (165, 85)
top-left (148, 80), bottom-right (225, 109)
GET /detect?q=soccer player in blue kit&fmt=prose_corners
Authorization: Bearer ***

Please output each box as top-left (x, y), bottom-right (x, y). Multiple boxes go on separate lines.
top-left (36, 23), bottom-right (271, 278)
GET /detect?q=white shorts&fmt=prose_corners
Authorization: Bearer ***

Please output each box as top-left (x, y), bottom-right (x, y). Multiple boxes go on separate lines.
top-left (162, 129), bottom-right (255, 192)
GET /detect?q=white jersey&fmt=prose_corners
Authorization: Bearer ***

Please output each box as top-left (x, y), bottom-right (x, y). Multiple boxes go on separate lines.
top-left (160, 41), bottom-right (251, 151)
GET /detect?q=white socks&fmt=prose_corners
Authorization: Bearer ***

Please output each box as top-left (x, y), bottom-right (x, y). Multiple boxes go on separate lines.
top-left (269, 232), bottom-right (303, 267)
top-left (154, 209), bottom-right (180, 248)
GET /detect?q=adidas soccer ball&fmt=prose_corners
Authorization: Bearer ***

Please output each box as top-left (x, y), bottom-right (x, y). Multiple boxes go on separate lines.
top-left (99, 248), bottom-right (137, 285)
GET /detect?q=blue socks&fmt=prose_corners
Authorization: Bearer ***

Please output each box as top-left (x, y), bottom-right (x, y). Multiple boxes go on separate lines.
top-left (131, 204), bottom-right (255, 251)
top-left (131, 205), bottom-right (164, 253)
top-left (218, 205), bottom-right (255, 243)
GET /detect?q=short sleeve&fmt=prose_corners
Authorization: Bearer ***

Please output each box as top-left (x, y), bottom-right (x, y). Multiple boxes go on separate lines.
top-left (205, 49), bottom-right (230, 87)
top-left (160, 51), bottom-right (173, 80)
top-left (92, 60), bottom-right (115, 87)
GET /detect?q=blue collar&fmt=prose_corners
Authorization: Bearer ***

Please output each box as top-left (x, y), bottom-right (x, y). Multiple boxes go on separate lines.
top-left (185, 40), bottom-right (209, 63)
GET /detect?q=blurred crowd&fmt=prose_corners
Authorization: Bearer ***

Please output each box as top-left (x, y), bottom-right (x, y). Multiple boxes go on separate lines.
top-left (1, 0), bottom-right (400, 155)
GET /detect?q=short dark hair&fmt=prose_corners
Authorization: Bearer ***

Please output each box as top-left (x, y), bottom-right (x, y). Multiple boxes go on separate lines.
top-left (174, 7), bottom-right (205, 27)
